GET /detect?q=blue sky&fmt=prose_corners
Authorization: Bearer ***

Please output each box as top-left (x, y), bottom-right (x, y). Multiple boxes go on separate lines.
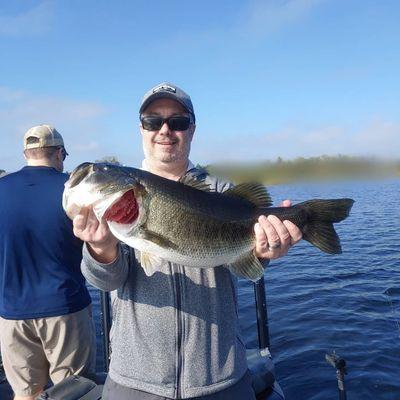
top-left (1, 0), bottom-right (399, 172)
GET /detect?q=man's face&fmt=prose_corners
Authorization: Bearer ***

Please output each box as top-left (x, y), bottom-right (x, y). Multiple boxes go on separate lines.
top-left (140, 98), bottom-right (195, 165)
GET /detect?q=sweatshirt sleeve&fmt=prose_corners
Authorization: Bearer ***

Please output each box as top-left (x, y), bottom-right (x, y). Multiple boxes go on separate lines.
top-left (81, 242), bottom-right (130, 291)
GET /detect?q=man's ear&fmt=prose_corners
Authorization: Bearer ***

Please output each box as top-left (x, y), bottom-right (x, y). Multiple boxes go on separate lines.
top-left (189, 124), bottom-right (196, 139)
top-left (56, 147), bottom-right (63, 161)
top-left (139, 123), bottom-right (145, 136)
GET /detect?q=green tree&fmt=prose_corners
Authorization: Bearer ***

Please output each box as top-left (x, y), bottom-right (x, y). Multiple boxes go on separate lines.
top-left (95, 156), bottom-right (121, 165)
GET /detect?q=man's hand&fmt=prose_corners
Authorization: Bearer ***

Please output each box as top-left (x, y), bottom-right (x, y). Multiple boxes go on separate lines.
top-left (73, 207), bottom-right (119, 263)
top-left (254, 200), bottom-right (302, 260)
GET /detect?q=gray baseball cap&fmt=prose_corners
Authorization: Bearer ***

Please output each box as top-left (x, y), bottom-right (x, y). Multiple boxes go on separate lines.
top-left (23, 124), bottom-right (68, 154)
top-left (139, 82), bottom-right (195, 122)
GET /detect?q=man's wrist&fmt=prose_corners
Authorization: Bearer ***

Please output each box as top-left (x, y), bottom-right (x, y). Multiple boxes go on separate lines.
top-left (87, 241), bottom-right (119, 264)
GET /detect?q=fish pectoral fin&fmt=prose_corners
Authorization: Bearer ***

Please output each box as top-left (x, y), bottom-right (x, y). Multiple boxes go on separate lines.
top-left (139, 229), bottom-right (178, 250)
top-left (179, 175), bottom-right (211, 192)
top-left (140, 252), bottom-right (164, 276)
top-left (224, 183), bottom-right (272, 208)
top-left (229, 251), bottom-right (265, 282)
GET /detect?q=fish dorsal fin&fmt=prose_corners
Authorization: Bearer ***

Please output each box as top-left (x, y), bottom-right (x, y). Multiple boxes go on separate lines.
top-left (224, 183), bottom-right (272, 207)
top-left (179, 175), bottom-right (211, 192)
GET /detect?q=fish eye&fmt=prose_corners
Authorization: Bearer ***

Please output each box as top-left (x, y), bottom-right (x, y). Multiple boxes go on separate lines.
top-left (93, 163), bottom-right (110, 172)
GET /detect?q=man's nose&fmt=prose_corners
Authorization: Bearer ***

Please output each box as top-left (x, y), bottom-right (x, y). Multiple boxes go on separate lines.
top-left (159, 121), bottom-right (171, 134)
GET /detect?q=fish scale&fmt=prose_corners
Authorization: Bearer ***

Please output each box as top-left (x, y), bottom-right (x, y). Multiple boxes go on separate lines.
top-left (145, 189), bottom-right (255, 258)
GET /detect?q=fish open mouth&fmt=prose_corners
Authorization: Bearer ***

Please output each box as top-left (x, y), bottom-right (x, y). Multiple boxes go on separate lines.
top-left (103, 190), bottom-right (139, 224)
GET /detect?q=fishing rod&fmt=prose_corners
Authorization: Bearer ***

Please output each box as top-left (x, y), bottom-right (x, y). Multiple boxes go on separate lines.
top-left (254, 275), bottom-right (270, 350)
top-left (326, 352), bottom-right (347, 400)
top-left (100, 290), bottom-right (112, 372)
top-left (252, 275), bottom-right (284, 400)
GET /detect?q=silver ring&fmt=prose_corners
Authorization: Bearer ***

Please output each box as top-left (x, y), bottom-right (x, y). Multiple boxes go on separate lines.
top-left (268, 241), bottom-right (281, 250)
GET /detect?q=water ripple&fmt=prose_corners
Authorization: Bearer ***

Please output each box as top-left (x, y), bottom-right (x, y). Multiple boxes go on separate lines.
top-left (239, 178), bottom-right (400, 399)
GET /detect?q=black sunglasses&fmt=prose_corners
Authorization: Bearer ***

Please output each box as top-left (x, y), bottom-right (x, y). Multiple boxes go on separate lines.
top-left (59, 147), bottom-right (67, 161)
top-left (140, 115), bottom-right (192, 131)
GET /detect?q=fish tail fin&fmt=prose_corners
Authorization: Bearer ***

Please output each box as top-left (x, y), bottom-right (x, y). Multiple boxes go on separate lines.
top-left (300, 199), bottom-right (354, 254)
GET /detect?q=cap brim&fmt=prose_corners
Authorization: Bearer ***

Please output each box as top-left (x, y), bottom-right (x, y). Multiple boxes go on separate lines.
top-left (139, 92), bottom-right (192, 115)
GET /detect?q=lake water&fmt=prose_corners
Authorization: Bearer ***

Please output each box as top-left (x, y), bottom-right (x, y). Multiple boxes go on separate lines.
top-left (89, 177), bottom-right (400, 400)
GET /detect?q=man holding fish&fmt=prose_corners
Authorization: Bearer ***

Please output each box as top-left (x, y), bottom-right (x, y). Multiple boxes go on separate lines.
top-left (71, 83), bottom-right (305, 399)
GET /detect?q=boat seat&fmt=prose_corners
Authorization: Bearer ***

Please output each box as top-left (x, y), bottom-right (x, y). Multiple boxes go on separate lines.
top-left (36, 376), bottom-right (102, 400)
top-left (33, 349), bottom-right (280, 400)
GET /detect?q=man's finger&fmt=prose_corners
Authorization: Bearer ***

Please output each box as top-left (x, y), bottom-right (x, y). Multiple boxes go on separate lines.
top-left (283, 220), bottom-right (303, 244)
top-left (84, 208), bottom-right (101, 235)
top-left (73, 207), bottom-right (89, 233)
top-left (86, 207), bottom-right (99, 224)
top-left (254, 221), bottom-right (268, 250)
top-left (262, 215), bottom-right (284, 244)
top-left (267, 215), bottom-right (291, 245)
top-left (280, 199), bottom-right (292, 207)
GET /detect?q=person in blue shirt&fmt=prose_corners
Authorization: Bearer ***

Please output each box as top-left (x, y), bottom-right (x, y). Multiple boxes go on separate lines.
top-left (0, 125), bottom-right (96, 400)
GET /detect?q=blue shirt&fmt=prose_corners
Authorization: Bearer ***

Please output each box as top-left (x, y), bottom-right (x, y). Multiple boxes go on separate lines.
top-left (0, 166), bottom-right (91, 319)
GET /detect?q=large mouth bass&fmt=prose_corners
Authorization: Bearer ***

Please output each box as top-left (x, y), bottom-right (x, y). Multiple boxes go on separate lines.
top-left (63, 162), bottom-right (354, 281)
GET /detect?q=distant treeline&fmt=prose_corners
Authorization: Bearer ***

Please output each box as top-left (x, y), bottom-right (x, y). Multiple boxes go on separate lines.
top-left (2, 156), bottom-right (399, 184)
top-left (206, 155), bottom-right (400, 185)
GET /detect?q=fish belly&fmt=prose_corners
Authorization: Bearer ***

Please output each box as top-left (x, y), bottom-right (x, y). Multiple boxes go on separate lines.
top-left (111, 228), bottom-right (252, 268)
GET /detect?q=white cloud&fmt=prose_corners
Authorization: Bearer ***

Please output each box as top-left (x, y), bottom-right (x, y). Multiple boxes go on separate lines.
top-left (0, 1), bottom-right (54, 37)
top-left (157, 0), bottom-right (326, 55)
top-left (0, 86), bottom-right (106, 136)
top-left (0, 87), bottom-right (27, 102)
top-left (350, 118), bottom-right (400, 158)
top-left (193, 118), bottom-right (400, 164)
top-left (245, 0), bottom-right (325, 36)
top-left (72, 141), bottom-right (100, 152)
top-left (289, 119), bottom-right (400, 159)
top-left (0, 86), bottom-right (108, 171)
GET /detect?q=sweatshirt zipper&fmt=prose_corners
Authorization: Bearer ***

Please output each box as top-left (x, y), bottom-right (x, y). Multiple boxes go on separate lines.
top-left (174, 264), bottom-right (184, 399)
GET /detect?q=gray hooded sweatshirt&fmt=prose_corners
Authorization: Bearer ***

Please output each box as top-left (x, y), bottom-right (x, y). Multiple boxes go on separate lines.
top-left (81, 168), bottom-right (252, 399)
